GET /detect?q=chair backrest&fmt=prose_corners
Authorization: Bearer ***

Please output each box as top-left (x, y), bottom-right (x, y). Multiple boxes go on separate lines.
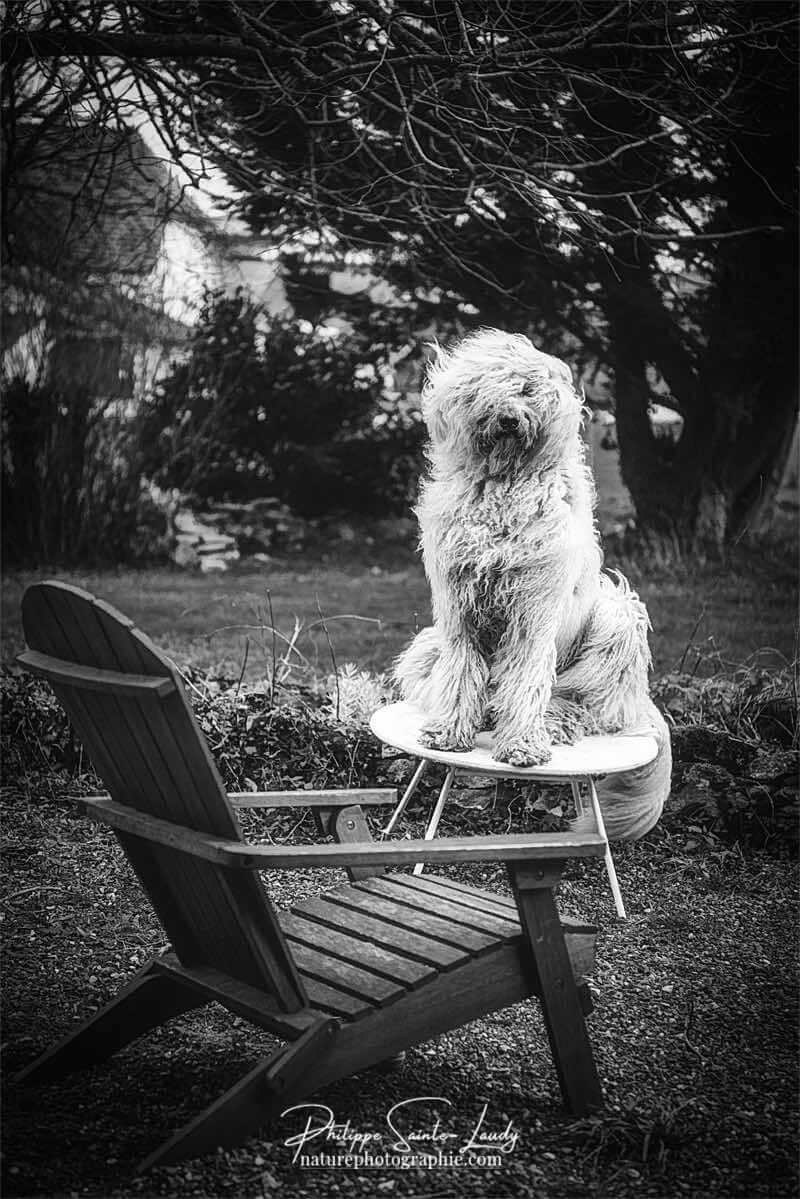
top-left (20, 581), bottom-right (307, 1012)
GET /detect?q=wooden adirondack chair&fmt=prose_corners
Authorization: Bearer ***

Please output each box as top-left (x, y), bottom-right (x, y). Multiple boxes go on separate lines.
top-left (15, 580), bottom-right (607, 1172)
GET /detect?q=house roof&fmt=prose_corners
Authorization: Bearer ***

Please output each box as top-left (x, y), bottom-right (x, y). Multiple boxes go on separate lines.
top-left (2, 117), bottom-right (289, 341)
top-left (2, 117), bottom-right (232, 344)
top-left (4, 118), bottom-right (203, 281)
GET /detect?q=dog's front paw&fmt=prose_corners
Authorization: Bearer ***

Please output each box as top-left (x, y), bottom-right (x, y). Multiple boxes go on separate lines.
top-left (494, 727), bottom-right (552, 767)
top-left (419, 722), bottom-right (475, 753)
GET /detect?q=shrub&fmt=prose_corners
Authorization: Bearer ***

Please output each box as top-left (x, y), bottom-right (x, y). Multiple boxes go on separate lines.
top-left (3, 658), bottom-right (795, 855)
top-left (1, 673), bottom-right (79, 777)
top-left (138, 289), bottom-right (423, 517)
top-left (654, 665), bottom-right (798, 853)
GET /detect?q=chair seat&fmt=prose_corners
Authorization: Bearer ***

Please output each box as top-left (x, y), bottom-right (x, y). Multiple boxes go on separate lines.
top-left (279, 873), bottom-right (592, 1023)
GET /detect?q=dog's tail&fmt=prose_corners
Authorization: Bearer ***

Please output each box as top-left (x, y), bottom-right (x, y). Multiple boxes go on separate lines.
top-left (393, 625), bottom-right (441, 709)
top-left (570, 697), bottom-right (672, 841)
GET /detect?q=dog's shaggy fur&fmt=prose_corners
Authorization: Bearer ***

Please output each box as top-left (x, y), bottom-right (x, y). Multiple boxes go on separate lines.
top-left (395, 329), bottom-right (671, 841)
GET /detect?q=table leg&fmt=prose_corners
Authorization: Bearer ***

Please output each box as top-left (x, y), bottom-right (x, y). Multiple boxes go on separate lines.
top-left (413, 766), bottom-right (456, 876)
top-left (570, 778), bottom-right (588, 822)
top-left (586, 775), bottom-right (626, 920)
top-left (382, 758), bottom-right (429, 836)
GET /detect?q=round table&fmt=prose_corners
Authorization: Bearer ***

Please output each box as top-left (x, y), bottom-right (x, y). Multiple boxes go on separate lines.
top-left (370, 702), bottom-right (660, 919)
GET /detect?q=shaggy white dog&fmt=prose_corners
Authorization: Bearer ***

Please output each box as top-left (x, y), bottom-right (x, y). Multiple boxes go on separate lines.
top-left (395, 329), bottom-right (671, 841)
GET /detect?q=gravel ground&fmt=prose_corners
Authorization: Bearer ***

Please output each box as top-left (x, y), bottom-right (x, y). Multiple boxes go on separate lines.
top-left (2, 788), bottom-right (797, 1199)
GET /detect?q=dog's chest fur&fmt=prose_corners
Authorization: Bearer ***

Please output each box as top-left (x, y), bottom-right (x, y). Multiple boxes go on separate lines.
top-left (462, 475), bottom-right (560, 559)
top-left (422, 466), bottom-right (596, 655)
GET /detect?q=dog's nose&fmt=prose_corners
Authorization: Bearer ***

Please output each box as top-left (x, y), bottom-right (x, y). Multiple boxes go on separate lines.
top-left (499, 414), bottom-right (519, 433)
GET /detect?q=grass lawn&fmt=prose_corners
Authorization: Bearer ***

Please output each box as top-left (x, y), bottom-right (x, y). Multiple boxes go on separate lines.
top-left (1, 541), bottom-right (796, 683)
top-left (1, 561), bottom-right (423, 682)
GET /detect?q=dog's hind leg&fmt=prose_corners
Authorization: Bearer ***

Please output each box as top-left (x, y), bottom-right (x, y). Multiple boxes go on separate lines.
top-left (552, 572), bottom-right (651, 732)
top-left (554, 573), bottom-right (671, 840)
top-left (544, 695), bottom-right (596, 745)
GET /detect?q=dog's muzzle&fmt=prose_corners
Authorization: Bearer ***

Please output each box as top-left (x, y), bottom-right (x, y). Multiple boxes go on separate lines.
top-left (484, 410), bottom-right (539, 448)
top-left (498, 414), bottom-right (521, 434)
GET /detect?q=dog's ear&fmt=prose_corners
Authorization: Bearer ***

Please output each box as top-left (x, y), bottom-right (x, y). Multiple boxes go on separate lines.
top-left (422, 339), bottom-right (451, 385)
top-left (578, 385), bottom-right (592, 429)
top-left (428, 406), bottom-right (450, 443)
top-left (421, 345), bottom-right (452, 443)
top-left (421, 378), bottom-right (450, 443)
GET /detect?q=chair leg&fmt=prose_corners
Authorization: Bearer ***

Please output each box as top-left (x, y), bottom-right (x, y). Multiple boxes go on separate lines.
top-left (334, 806), bottom-right (385, 882)
top-left (137, 1018), bottom-right (337, 1172)
top-left (509, 862), bottom-right (603, 1117)
top-left (14, 960), bottom-right (206, 1086)
top-left (413, 766), bottom-right (456, 876)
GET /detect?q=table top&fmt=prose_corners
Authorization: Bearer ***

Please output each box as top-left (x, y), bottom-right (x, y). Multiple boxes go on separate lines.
top-left (370, 702), bottom-right (659, 779)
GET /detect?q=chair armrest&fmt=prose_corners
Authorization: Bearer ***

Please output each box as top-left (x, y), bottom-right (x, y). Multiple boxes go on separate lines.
top-left (80, 797), bottom-right (244, 865)
top-left (228, 789), bottom-right (397, 809)
top-left (80, 796), bottom-right (606, 869)
top-left (221, 833), bottom-right (607, 869)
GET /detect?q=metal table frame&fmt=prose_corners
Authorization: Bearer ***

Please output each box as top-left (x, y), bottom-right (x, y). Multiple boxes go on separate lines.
top-left (382, 757), bottom-right (627, 919)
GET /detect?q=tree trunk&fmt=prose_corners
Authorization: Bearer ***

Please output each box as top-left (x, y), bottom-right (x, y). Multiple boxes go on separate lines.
top-left (603, 220), bottom-right (797, 553)
top-left (743, 416), bottom-right (798, 537)
top-left (584, 9), bottom-right (798, 552)
top-left (603, 267), bottom-right (718, 547)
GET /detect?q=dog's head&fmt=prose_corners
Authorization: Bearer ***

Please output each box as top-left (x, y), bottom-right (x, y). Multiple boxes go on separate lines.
top-left (422, 329), bottom-right (583, 477)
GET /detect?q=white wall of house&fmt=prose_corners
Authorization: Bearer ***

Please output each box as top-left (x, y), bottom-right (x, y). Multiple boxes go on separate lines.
top-left (150, 221), bottom-right (216, 325)
top-left (1, 315), bottom-right (51, 386)
top-left (146, 221), bottom-right (289, 326)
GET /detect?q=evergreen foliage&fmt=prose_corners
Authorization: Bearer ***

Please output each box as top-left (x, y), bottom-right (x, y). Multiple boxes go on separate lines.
top-left (138, 288), bottom-right (425, 515)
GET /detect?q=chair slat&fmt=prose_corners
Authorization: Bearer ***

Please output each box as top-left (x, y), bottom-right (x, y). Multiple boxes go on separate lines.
top-left (290, 895), bottom-right (464, 970)
top-left (49, 683), bottom-right (143, 809)
top-left (115, 836), bottom-right (207, 962)
top-left (353, 877), bottom-right (521, 937)
top-left (131, 693), bottom-right (237, 836)
top-left (289, 943), bottom-right (407, 1006)
top-left (61, 686), bottom-right (242, 972)
top-left (416, 874), bottom-right (518, 912)
top-left (66, 683), bottom-right (284, 984)
top-left (24, 586), bottom-right (225, 962)
top-left (106, 694), bottom-right (270, 984)
top-left (419, 877), bottom-right (597, 933)
top-left (278, 913), bottom-right (437, 989)
top-left (322, 888), bottom-right (497, 954)
top-left (82, 590), bottom-right (239, 838)
top-left (300, 977), bottom-right (376, 1020)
